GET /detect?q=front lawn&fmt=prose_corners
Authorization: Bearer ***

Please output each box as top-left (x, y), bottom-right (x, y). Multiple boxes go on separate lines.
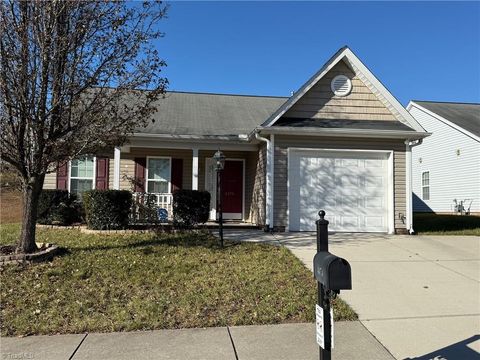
top-left (414, 213), bottom-right (480, 235)
top-left (0, 224), bottom-right (356, 336)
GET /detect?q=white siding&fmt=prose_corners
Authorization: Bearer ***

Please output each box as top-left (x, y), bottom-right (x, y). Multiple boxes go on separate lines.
top-left (410, 105), bottom-right (480, 213)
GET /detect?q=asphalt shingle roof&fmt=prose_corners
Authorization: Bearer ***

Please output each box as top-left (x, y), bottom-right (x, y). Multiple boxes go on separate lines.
top-left (137, 91), bottom-right (287, 136)
top-left (274, 118), bottom-right (414, 131)
top-left (414, 101), bottom-right (480, 137)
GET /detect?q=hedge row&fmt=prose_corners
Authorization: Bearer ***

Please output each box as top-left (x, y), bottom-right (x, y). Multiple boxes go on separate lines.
top-left (37, 190), bottom-right (83, 225)
top-left (173, 190), bottom-right (210, 228)
top-left (83, 190), bottom-right (132, 230)
top-left (37, 189), bottom-right (211, 229)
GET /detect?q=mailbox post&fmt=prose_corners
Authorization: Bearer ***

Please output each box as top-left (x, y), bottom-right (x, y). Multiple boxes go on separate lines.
top-left (314, 210), bottom-right (352, 360)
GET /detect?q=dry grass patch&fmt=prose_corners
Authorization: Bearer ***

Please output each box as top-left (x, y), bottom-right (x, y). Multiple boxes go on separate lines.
top-left (0, 191), bottom-right (22, 224)
top-left (0, 224), bottom-right (356, 336)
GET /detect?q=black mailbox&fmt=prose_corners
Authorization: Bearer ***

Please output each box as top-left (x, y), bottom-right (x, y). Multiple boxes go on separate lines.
top-left (313, 252), bottom-right (352, 291)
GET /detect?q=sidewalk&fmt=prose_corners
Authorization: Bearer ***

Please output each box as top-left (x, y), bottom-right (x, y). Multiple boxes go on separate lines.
top-left (1, 322), bottom-right (394, 360)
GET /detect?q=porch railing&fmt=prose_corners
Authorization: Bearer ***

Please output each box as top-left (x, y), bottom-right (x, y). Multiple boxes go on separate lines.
top-left (131, 192), bottom-right (173, 223)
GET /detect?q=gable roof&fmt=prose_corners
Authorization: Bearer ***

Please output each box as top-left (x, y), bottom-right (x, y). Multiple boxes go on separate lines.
top-left (261, 46), bottom-right (426, 133)
top-left (409, 101), bottom-right (480, 138)
top-left (136, 91), bottom-right (287, 137)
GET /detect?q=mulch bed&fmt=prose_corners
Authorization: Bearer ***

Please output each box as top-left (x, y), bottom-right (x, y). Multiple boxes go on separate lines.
top-left (0, 245), bottom-right (16, 255)
top-left (0, 243), bottom-right (60, 265)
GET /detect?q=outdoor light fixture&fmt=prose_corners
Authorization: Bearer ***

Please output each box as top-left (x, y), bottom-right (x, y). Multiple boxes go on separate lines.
top-left (213, 149), bottom-right (226, 171)
top-left (213, 150), bottom-right (225, 247)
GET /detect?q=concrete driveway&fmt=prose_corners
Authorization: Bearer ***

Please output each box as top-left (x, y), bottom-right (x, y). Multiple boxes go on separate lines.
top-left (221, 229), bottom-right (480, 359)
top-left (272, 232), bottom-right (480, 360)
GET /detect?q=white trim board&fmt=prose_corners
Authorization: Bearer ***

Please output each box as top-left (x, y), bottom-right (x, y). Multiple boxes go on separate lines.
top-left (145, 156), bottom-right (172, 194)
top-left (127, 137), bottom-right (258, 152)
top-left (258, 127), bottom-right (429, 140)
top-left (113, 147), bottom-right (121, 190)
top-left (262, 47), bottom-right (426, 133)
top-left (68, 156), bottom-right (97, 193)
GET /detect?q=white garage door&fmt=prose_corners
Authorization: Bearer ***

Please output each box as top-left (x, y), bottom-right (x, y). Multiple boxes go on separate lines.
top-left (288, 150), bottom-right (390, 232)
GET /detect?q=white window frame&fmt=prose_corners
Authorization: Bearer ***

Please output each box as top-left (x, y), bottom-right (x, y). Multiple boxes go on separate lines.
top-left (68, 156), bottom-right (96, 193)
top-left (422, 171), bottom-right (430, 200)
top-left (145, 156), bottom-right (172, 194)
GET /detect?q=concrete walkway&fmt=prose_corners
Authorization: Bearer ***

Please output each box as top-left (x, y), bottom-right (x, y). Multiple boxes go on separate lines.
top-left (1, 322), bottom-right (394, 360)
top-left (221, 230), bottom-right (480, 360)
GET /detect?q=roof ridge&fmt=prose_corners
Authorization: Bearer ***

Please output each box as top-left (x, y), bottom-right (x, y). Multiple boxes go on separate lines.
top-left (412, 100), bottom-right (480, 106)
top-left (166, 90), bottom-right (289, 99)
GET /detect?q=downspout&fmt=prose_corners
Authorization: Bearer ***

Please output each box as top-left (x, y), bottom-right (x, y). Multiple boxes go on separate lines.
top-left (255, 132), bottom-right (274, 231)
top-left (405, 139), bottom-right (423, 234)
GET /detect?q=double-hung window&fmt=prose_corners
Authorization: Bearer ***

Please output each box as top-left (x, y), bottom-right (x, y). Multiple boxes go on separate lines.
top-left (70, 156), bottom-right (95, 195)
top-left (422, 171), bottom-right (430, 200)
top-left (147, 158), bottom-right (171, 193)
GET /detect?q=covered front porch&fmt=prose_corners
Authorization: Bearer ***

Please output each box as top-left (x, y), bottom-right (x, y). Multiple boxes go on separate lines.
top-left (110, 137), bottom-right (266, 225)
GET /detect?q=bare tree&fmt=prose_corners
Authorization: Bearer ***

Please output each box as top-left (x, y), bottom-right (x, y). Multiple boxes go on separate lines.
top-left (0, 1), bottom-right (168, 253)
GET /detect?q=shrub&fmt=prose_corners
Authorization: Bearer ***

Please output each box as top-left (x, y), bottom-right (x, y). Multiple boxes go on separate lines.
top-left (37, 190), bottom-right (82, 225)
top-left (83, 190), bottom-right (132, 230)
top-left (173, 190), bottom-right (210, 229)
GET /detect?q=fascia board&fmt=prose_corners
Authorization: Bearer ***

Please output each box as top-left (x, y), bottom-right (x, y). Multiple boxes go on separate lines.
top-left (258, 126), bottom-right (431, 140)
top-left (342, 49), bottom-right (426, 133)
top-left (131, 132), bottom-right (251, 142)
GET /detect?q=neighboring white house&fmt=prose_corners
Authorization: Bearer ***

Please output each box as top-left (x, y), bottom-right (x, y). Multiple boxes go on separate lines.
top-left (407, 101), bottom-right (480, 215)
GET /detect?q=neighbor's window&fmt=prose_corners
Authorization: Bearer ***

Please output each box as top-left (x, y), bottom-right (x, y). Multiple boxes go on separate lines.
top-left (70, 156), bottom-right (95, 195)
top-left (422, 171), bottom-right (430, 200)
top-left (147, 158), bottom-right (171, 193)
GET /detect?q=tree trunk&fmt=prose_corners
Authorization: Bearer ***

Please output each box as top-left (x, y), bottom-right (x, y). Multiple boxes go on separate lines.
top-left (17, 175), bottom-right (45, 253)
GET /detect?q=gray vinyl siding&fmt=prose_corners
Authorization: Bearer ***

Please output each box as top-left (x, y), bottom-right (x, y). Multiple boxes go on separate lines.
top-left (410, 105), bottom-right (480, 213)
top-left (284, 60), bottom-right (397, 121)
top-left (273, 135), bottom-right (407, 231)
top-left (249, 144), bottom-right (266, 225)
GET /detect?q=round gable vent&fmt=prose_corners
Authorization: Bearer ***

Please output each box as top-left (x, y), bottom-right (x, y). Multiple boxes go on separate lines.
top-left (330, 75), bottom-right (352, 96)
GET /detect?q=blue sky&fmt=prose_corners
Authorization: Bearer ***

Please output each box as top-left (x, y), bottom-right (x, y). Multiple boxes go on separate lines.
top-left (156, 1), bottom-right (480, 105)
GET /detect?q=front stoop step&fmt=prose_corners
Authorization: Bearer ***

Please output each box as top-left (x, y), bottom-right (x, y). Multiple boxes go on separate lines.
top-left (204, 222), bottom-right (260, 230)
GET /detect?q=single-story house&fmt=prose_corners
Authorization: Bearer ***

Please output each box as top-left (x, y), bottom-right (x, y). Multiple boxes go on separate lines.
top-left (44, 46), bottom-right (429, 233)
top-left (408, 101), bottom-right (480, 215)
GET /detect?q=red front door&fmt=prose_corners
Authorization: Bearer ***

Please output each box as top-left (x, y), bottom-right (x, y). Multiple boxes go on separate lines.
top-left (221, 160), bottom-right (243, 216)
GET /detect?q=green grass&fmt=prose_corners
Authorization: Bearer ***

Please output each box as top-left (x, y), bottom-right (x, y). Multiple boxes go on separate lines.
top-left (0, 224), bottom-right (356, 336)
top-left (414, 213), bottom-right (480, 235)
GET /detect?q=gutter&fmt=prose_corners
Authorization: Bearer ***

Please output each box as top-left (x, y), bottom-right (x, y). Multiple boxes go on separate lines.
top-left (405, 139), bottom-right (423, 234)
top-left (257, 126), bottom-right (430, 140)
top-left (131, 132), bottom-right (252, 142)
top-left (255, 132), bottom-right (274, 231)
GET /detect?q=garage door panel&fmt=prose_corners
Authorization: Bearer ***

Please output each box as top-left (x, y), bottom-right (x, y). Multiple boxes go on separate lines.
top-left (365, 216), bottom-right (384, 228)
top-left (288, 150), bottom-right (389, 232)
top-left (340, 195), bottom-right (359, 209)
top-left (342, 216), bottom-right (360, 228)
top-left (365, 159), bottom-right (383, 168)
top-left (366, 196), bottom-right (383, 208)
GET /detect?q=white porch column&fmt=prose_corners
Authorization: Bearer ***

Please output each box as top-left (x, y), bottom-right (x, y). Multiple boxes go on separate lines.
top-left (113, 146), bottom-right (121, 190)
top-left (192, 148), bottom-right (199, 190)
